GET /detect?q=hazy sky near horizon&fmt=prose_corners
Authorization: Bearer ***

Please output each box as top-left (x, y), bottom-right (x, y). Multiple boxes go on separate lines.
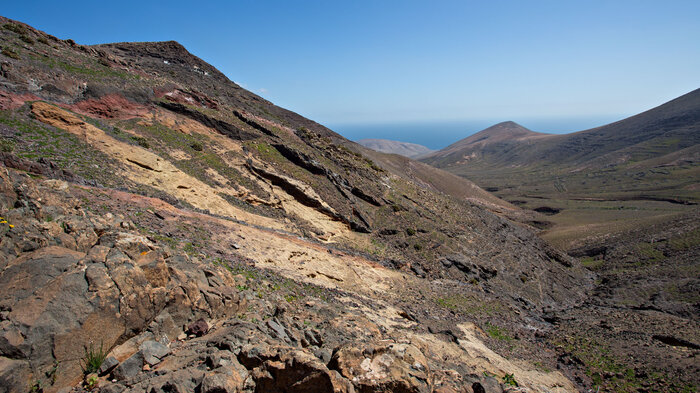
top-left (3, 1), bottom-right (699, 133)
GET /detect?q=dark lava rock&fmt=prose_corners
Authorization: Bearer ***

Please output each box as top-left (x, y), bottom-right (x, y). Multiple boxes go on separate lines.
top-left (187, 318), bottom-right (210, 337)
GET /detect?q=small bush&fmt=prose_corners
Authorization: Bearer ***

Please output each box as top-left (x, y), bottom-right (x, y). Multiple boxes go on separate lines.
top-left (0, 139), bottom-right (15, 152)
top-left (80, 342), bottom-right (107, 375)
top-left (20, 35), bottom-right (34, 44)
top-left (85, 374), bottom-right (98, 390)
top-left (37, 37), bottom-right (49, 45)
top-left (3, 23), bottom-right (27, 35)
top-left (130, 136), bottom-right (150, 149)
top-left (485, 322), bottom-right (513, 341)
top-left (503, 373), bottom-right (518, 387)
top-left (1, 47), bottom-right (20, 60)
top-left (406, 228), bottom-right (416, 236)
top-left (190, 141), bottom-right (203, 151)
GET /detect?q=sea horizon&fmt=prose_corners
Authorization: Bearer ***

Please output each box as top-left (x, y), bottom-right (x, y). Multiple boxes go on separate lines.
top-left (329, 115), bottom-right (626, 150)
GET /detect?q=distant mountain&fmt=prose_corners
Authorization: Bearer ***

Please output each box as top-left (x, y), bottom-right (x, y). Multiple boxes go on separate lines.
top-left (429, 121), bottom-right (548, 157)
top-left (423, 89), bottom-right (700, 173)
top-left (357, 138), bottom-right (434, 158)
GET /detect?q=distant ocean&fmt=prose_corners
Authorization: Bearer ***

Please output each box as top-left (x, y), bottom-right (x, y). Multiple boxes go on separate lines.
top-left (328, 116), bottom-right (624, 150)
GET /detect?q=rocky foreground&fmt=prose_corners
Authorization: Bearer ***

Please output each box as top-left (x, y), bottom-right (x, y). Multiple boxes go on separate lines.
top-left (0, 157), bottom-right (578, 393)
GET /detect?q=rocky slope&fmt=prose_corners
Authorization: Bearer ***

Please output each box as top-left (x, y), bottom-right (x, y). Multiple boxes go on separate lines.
top-left (357, 139), bottom-right (434, 159)
top-left (420, 82), bottom-right (700, 392)
top-left (0, 15), bottom-right (695, 393)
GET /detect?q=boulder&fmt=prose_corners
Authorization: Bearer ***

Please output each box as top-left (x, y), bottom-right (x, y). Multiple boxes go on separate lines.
top-left (187, 318), bottom-right (209, 337)
top-left (329, 342), bottom-right (430, 393)
top-left (139, 340), bottom-right (170, 366)
top-left (112, 352), bottom-right (144, 381)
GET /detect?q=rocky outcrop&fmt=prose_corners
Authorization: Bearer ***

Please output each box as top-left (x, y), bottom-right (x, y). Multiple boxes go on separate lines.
top-left (158, 101), bottom-right (258, 141)
top-left (329, 342), bottom-right (431, 393)
top-left (0, 169), bottom-right (245, 392)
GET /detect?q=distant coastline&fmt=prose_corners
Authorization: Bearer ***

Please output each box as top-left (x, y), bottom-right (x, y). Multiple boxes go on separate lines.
top-left (330, 115), bottom-right (624, 150)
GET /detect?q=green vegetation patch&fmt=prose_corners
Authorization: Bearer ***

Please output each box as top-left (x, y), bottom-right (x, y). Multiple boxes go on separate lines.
top-left (1, 47), bottom-right (20, 60)
top-left (485, 322), bottom-right (513, 341)
top-left (580, 256), bottom-right (605, 270)
top-left (80, 342), bottom-right (107, 375)
top-left (435, 294), bottom-right (506, 316)
top-left (636, 242), bottom-right (665, 262)
top-left (0, 109), bottom-right (122, 185)
top-left (554, 335), bottom-right (696, 392)
top-left (669, 228), bottom-right (700, 251)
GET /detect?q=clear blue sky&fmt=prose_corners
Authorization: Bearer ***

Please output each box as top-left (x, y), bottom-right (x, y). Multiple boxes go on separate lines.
top-left (3, 1), bottom-right (699, 146)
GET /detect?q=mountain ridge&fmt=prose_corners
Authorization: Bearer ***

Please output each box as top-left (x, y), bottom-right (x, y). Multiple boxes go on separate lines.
top-left (356, 138), bottom-right (434, 158)
top-left (424, 88), bottom-right (700, 169)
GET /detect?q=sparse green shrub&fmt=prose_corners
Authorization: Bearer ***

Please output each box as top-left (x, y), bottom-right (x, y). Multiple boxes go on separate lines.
top-left (1, 47), bottom-right (20, 60)
top-left (0, 139), bottom-right (15, 152)
top-left (637, 242), bottom-right (665, 262)
top-left (37, 37), bottom-right (49, 45)
top-left (47, 361), bottom-right (59, 385)
top-left (183, 242), bottom-right (200, 256)
top-left (503, 373), bottom-right (518, 387)
top-left (80, 342), bottom-right (107, 375)
top-left (406, 228), bottom-right (416, 236)
top-left (85, 374), bottom-right (98, 390)
top-left (413, 243), bottom-right (422, 251)
top-left (130, 136), bottom-right (150, 149)
top-left (485, 322), bottom-right (513, 341)
top-left (190, 141), bottom-right (203, 151)
top-left (29, 380), bottom-right (43, 393)
top-left (20, 35), bottom-right (34, 44)
top-left (3, 23), bottom-right (27, 35)
top-left (580, 256), bottom-right (604, 270)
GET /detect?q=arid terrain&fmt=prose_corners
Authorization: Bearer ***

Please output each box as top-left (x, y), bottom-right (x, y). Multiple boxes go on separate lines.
top-left (422, 92), bottom-right (700, 392)
top-left (0, 16), bottom-right (697, 393)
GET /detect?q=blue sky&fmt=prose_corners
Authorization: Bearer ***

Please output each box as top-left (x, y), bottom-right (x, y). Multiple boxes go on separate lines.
top-left (3, 1), bottom-right (699, 146)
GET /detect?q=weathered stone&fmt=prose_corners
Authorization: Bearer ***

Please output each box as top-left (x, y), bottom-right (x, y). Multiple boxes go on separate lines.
top-left (200, 370), bottom-right (244, 393)
top-left (267, 318), bottom-right (289, 341)
top-left (135, 251), bottom-right (169, 287)
top-left (186, 318), bottom-right (209, 337)
top-left (329, 342), bottom-right (430, 393)
top-left (139, 340), bottom-right (170, 360)
top-left (250, 350), bottom-right (346, 393)
top-left (112, 352), bottom-right (144, 381)
top-left (99, 356), bottom-right (120, 376)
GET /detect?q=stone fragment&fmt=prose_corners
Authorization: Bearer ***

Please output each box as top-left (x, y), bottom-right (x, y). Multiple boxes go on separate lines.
top-left (98, 356), bottom-right (119, 376)
top-left (112, 352), bottom-right (144, 381)
top-left (186, 318), bottom-right (209, 336)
